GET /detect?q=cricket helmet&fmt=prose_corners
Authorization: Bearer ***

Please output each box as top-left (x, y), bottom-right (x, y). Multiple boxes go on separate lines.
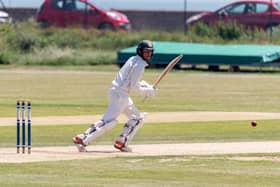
top-left (136, 40), bottom-right (154, 61)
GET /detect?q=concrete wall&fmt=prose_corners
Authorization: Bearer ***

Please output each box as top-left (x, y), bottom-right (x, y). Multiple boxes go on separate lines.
top-left (123, 10), bottom-right (199, 32)
top-left (5, 8), bottom-right (37, 21)
top-left (4, 8), bottom-right (200, 31)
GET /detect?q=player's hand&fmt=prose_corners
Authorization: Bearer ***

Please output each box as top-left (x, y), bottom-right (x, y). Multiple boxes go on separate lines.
top-left (139, 80), bottom-right (151, 88)
top-left (145, 85), bottom-right (157, 98)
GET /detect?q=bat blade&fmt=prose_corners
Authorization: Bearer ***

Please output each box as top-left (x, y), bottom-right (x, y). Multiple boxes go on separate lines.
top-left (153, 54), bottom-right (183, 87)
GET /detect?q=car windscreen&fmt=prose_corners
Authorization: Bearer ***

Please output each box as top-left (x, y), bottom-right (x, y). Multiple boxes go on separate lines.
top-left (87, 0), bottom-right (110, 11)
top-left (275, 1), bottom-right (280, 10)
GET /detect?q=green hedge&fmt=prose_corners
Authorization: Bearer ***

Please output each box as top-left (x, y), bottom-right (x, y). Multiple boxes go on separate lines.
top-left (0, 20), bottom-right (279, 66)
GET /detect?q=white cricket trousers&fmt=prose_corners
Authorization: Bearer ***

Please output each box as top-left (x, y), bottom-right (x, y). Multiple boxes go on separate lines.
top-left (102, 86), bottom-right (142, 123)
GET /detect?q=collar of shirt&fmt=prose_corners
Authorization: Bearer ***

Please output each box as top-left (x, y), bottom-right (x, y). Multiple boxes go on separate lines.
top-left (136, 55), bottom-right (149, 67)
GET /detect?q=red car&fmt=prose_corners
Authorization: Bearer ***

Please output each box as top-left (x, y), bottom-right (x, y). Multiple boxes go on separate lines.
top-left (36, 0), bottom-right (131, 31)
top-left (186, 0), bottom-right (280, 30)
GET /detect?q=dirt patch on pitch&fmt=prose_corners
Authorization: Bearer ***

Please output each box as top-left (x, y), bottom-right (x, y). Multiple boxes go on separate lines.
top-left (1, 141), bottom-right (280, 163)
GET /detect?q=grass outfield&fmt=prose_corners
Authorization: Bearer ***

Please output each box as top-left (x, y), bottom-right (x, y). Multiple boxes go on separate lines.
top-left (1, 154), bottom-right (280, 187)
top-left (0, 68), bottom-right (280, 186)
top-left (0, 68), bottom-right (280, 116)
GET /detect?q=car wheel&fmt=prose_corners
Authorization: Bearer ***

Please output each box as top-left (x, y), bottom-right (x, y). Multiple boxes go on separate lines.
top-left (266, 24), bottom-right (279, 33)
top-left (99, 23), bottom-right (114, 31)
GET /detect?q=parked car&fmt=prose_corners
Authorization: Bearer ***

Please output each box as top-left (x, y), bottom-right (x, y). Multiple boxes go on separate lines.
top-left (0, 9), bottom-right (12, 24)
top-left (0, 0), bottom-right (12, 24)
top-left (186, 0), bottom-right (280, 30)
top-left (36, 0), bottom-right (131, 31)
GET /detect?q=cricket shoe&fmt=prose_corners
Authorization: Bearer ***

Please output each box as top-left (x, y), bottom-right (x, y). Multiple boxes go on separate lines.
top-left (114, 141), bottom-right (132, 152)
top-left (72, 136), bottom-right (87, 152)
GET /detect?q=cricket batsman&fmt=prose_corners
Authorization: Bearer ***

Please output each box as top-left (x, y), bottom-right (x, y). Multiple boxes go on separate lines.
top-left (73, 40), bottom-right (157, 152)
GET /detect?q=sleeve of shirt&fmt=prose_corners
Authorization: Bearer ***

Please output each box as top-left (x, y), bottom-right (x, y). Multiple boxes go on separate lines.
top-left (129, 63), bottom-right (145, 92)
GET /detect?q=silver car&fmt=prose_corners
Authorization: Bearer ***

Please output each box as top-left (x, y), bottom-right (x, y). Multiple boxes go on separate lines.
top-left (0, 10), bottom-right (11, 23)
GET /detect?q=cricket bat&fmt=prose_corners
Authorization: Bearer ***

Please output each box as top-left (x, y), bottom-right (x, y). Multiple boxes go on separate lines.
top-left (153, 54), bottom-right (183, 87)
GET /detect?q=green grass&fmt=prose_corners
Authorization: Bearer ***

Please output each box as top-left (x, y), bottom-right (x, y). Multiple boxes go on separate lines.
top-left (1, 69), bottom-right (280, 186)
top-left (1, 20), bottom-right (280, 186)
top-left (1, 70), bottom-right (280, 117)
top-left (0, 154), bottom-right (280, 187)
